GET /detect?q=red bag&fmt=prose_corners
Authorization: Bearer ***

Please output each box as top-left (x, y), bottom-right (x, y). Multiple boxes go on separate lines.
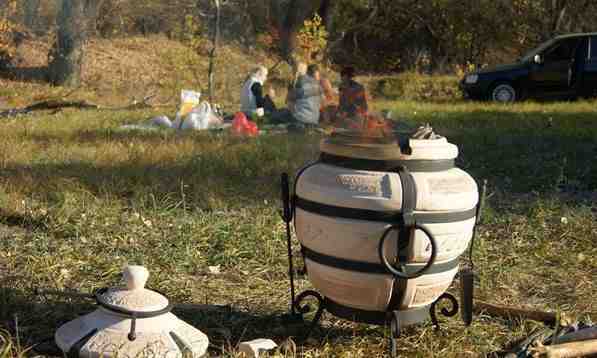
top-left (231, 112), bottom-right (259, 137)
top-left (232, 112), bottom-right (248, 136)
top-left (245, 121), bottom-right (258, 136)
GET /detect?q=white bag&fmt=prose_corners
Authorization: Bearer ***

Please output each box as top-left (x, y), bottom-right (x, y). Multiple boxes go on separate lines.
top-left (174, 90), bottom-right (201, 129)
top-left (150, 115), bottom-right (173, 128)
top-left (180, 102), bottom-right (223, 130)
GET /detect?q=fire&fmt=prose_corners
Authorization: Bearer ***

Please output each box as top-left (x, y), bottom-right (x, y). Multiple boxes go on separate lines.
top-left (330, 111), bottom-right (394, 142)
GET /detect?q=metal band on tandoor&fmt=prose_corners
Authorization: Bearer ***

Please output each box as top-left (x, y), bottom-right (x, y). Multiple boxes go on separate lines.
top-left (320, 153), bottom-right (455, 172)
top-left (302, 246), bottom-right (459, 275)
top-left (294, 196), bottom-right (477, 224)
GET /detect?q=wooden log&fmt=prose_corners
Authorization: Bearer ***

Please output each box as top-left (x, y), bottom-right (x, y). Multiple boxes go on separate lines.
top-left (473, 300), bottom-right (565, 325)
top-left (530, 339), bottom-right (597, 357)
top-left (0, 95), bottom-right (163, 118)
top-left (0, 100), bottom-right (99, 117)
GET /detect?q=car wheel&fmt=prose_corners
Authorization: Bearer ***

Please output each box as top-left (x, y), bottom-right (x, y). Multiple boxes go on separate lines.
top-left (491, 83), bottom-right (516, 103)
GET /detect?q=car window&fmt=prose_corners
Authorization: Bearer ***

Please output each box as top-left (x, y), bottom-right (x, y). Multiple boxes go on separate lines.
top-left (544, 38), bottom-right (580, 61)
top-left (591, 37), bottom-right (597, 59)
top-left (520, 38), bottom-right (556, 62)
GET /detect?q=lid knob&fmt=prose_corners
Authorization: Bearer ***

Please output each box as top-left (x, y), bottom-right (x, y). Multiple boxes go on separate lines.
top-left (123, 265), bottom-right (149, 291)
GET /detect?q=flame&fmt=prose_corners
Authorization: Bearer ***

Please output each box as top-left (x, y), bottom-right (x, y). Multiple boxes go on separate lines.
top-left (328, 111), bottom-right (394, 142)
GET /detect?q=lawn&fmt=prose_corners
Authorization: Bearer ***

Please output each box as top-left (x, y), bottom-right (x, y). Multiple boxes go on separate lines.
top-left (0, 99), bottom-right (596, 357)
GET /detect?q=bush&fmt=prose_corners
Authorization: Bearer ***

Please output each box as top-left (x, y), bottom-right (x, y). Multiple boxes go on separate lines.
top-left (373, 72), bottom-right (462, 101)
top-left (0, 18), bottom-right (17, 70)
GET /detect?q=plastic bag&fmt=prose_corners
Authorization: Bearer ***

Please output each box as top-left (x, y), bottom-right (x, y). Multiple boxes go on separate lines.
top-left (182, 102), bottom-right (223, 130)
top-left (182, 102), bottom-right (210, 130)
top-left (231, 112), bottom-right (258, 137)
top-left (175, 90), bottom-right (201, 128)
top-left (150, 115), bottom-right (173, 128)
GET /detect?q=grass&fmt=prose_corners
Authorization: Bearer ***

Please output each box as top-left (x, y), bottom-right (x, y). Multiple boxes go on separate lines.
top-left (0, 36), bottom-right (596, 357)
top-left (0, 98), bottom-right (595, 357)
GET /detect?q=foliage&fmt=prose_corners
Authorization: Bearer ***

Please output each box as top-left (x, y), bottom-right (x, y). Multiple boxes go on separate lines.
top-left (329, 0), bottom-right (597, 72)
top-left (373, 72), bottom-right (462, 101)
top-left (296, 14), bottom-right (328, 62)
top-left (0, 0), bottom-right (18, 70)
top-left (255, 26), bottom-right (281, 54)
top-left (10, 0), bottom-right (597, 74)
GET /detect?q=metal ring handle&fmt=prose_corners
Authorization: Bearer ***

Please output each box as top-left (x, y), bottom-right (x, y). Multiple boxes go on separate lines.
top-left (94, 287), bottom-right (174, 318)
top-left (378, 224), bottom-right (437, 279)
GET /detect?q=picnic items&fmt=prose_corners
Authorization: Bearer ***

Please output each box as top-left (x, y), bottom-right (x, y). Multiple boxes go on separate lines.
top-left (54, 265), bottom-right (209, 358)
top-left (174, 101), bottom-right (223, 130)
top-left (119, 90), bottom-right (225, 132)
top-left (175, 90), bottom-right (201, 121)
top-left (231, 112), bottom-right (258, 137)
top-left (150, 115), bottom-right (173, 128)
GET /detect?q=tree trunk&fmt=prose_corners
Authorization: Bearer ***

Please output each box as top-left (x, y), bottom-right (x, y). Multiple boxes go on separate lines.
top-left (318, 0), bottom-right (334, 34)
top-left (280, 0), bottom-right (320, 65)
top-left (207, 0), bottom-right (220, 103)
top-left (23, 0), bottom-right (41, 30)
top-left (48, 0), bottom-right (104, 87)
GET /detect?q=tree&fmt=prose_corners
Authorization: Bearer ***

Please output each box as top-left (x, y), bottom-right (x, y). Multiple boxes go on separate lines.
top-left (279, 0), bottom-right (322, 65)
top-left (48, 0), bottom-right (104, 87)
top-left (0, 0), bottom-right (18, 71)
top-left (22, 0), bottom-right (41, 31)
top-left (207, 0), bottom-right (221, 102)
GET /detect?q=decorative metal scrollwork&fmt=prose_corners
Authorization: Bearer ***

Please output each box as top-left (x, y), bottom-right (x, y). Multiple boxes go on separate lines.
top-left (293, 290), bottom-right (325, 338)
top-left (430, 293), bottom-right (459, 330)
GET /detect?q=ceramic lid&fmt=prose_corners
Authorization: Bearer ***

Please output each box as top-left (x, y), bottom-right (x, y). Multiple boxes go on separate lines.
top-left (320, 125), bottom-right (458, 162)
top-left (320, 129), bottom-right (402, 160)
top-left (98, 265), bottom-right (169, 312)
top-left (55, 265), bottom-right (210, 358)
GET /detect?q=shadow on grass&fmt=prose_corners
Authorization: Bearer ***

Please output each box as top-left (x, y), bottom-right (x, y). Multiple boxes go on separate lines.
top-left (2, 130), bottom-right (321, 211)
top-left (0, 286), bottom-right (359, 357)
top-left (0, 66), bottom-right (49, 83)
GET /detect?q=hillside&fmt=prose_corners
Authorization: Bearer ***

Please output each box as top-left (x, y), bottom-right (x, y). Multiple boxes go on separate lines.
top-left (1, 35), bottom-right (285, 111)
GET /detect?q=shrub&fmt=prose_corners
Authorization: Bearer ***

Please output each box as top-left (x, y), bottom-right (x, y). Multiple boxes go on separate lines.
top-left (0, 18), bottom-right (17, 70)
top-left (296, 14), bottom-right (328, 62)
top-left (0, 0), bottom-right (18, 70)
top-left (373, 72), bottom-right (462, 101)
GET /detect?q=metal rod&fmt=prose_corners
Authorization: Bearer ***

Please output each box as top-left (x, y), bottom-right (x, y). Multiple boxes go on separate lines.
top-left (469, 179), bottom-right (487, 270)
top-left (281, 173), bottom-right (297, 315)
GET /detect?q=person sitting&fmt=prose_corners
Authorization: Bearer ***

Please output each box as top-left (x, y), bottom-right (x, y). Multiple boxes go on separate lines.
top-left (240, 66), bottom-right (275, 118)
top-left (318, 69), bottom-right (338, 124)
top-left (285, 62), bottom-right (307, 112)
top-left (338, 66), bottom-right (368, 119)
top-left (291, 64), bottom-right (323, 126)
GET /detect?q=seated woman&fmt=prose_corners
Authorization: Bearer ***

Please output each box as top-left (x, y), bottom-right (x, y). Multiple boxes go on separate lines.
top-left (285, 62), bottom-right (307, 112)
top-left (291, 64), bottom-right (323, 126)
top-left (240, 66), bottom-right (276, 118)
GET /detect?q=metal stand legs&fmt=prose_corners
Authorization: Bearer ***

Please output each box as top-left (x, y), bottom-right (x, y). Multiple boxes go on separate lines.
top-left (430, 292), bottom-right (460, 330)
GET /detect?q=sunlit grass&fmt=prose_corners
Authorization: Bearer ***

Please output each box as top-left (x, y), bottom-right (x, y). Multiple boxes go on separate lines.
top-left (0, 49), bottom-right (596, 357)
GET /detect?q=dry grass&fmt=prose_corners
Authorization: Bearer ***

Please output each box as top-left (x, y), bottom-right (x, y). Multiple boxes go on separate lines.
top-left (4, 35), bottom-right (288, 110)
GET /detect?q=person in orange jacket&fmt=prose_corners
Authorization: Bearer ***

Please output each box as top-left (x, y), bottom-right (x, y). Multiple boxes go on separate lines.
top-left (338, 66), bottom-right (368, 119)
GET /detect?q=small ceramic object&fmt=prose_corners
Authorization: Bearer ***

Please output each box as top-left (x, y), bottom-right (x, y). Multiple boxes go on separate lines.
top-left (239, 339), bottom-right (278, 357)
top-left (55, 265), bottom-right (209, 357)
